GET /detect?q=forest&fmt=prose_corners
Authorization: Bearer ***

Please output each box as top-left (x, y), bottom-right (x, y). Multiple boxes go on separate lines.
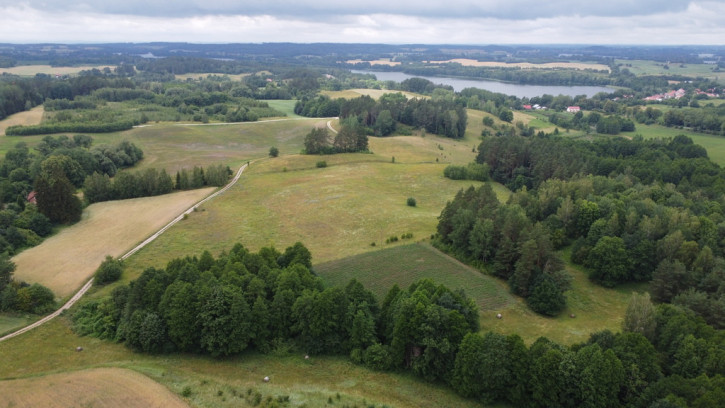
top-left (72, 242), bottom-right (725, 408)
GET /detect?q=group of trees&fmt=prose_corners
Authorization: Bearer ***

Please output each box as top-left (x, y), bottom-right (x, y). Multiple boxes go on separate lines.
top-left (0, 253), bottom-right (55, 314)
top-left (437, 184), bottom-right (570, 316)
top-left (296, 92), bottom-right (467, 139)
top-left (447, 133), bottom-right (725, 327)
top-left (303, 122), bottom-right (368, 155)
top-left (547, 111), bottom-right (636, 135)
top-left (73, 243), bottom-right (725, 407)
top-left (83, 164), bottom-right (230, 204)
top-left (72, 242), bottom-right (479, 372)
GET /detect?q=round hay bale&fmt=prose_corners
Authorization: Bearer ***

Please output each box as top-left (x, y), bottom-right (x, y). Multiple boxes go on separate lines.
top-left (263, 376), bottom-right (270, 383)
top-left (76, 346), bottom-right (83, 352)
top-left (570, 314), bottom-right (576, 318)
top-left (496, 313), bottom-right (502, 319)
top-left (304, 354), bottom-right (309, 360)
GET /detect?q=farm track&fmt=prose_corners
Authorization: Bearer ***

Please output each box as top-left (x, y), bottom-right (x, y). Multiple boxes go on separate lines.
top-left (0, 163), bottom-right (249, 343)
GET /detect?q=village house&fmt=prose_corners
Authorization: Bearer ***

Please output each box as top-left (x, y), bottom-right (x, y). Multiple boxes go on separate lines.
top-left (566, 106), bottom-right (581, 113)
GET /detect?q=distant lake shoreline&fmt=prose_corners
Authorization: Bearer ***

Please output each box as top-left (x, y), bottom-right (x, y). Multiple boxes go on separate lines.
top-left (352, 70), bottom-right (615, 99)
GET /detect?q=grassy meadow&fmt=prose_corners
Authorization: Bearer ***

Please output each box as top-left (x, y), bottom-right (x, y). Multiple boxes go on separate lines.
top-left (121, 143), bottom-right (482, 278)
top-left (321, 89), bottom-right (423, 100)
top-left (0, 318), bottom-right (488, 408)
top-left (0, 315), bottom-right (34, 337)
top-left (316, 243), bottom-right (514, 312)
top-left (616, 59), bottom-right (724, 83)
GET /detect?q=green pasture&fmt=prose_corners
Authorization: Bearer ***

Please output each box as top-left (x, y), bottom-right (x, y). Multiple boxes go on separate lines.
top-left (0, 117), bottom-right (326, 172)
top-left (118, 129), bottom-right (482, 280)
top-left (316, 243), bottom-right (514, 312)
top-left (0, 314), bottom-right (34, 337)
top-left (616, 59), bottom-right (724, 83)
top-left (632, 124), bottom-right (725, 166)
top-left (0, 318), bottom-right (489, 408)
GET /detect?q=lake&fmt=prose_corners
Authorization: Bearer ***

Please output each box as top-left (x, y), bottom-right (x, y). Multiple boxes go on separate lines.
top-left (352, 70), bottom-right (614, 99)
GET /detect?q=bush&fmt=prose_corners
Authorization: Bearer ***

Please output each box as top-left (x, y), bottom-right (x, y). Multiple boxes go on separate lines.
top-left (94, 255), bottom-right (123, 285)
top-left (407, 197), bottom-right (416, 207)
top-left (363, 343), bottom-right (394, 370)
top-left (316, 161), bottom-right (327, 168)
top-left (269, 146), bottom-right (279, 157)
top-left (15, 283), bottom-right (55, 314)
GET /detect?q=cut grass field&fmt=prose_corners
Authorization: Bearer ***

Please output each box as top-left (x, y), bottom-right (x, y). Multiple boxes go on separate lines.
top-left (321, 89), bottom-right (423, 100)
top-left (12, 188), bottom-right (214, 298)
top-left (427, 59), bottom-right (611, 72)
top-left (0, 318), bottom-right (487, 408)
top-left (0, 367), bottom-right (190, 408)
top-left (316, 243), bottom-right (514, 312)
top-left (632, 124), bottom-right (725, 166)
top-left (0, 105), bottom-right (44, 136)
top-left (616, 59), bottom-right (724, 83)
top-left (174, 73), bottom-right (250, 81)
top-left (0, 65), bottom-right (113, 76)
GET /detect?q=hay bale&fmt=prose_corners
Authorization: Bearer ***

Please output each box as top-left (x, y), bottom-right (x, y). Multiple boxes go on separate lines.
top-left (76, 346), bottom-right (83, 352)
top-left (263, 376), bottom-right (270, 383)
top-left (496, 313), bottom-right (502, 319)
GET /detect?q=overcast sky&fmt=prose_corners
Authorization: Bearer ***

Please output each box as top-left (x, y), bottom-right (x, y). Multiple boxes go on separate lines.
top-left (0, 1), bottom-right (723, 44)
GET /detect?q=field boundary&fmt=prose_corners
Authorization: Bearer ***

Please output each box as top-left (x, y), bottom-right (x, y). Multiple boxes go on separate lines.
top-left (0, 163), bottom-right (249, 343)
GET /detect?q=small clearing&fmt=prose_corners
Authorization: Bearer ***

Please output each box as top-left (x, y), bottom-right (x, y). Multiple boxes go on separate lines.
top-left (0, 367), bottom-right (189, 408)
top-left (13, 188), bottom-right (214, 298)
top-left (0, 106), bottom-right (44, 136)
top-left (426, 59), bottom-right (611, 72)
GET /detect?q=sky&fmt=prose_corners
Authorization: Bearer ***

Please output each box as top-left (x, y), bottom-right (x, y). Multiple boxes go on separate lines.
top-left (0, 1), bottom-right (724, 44)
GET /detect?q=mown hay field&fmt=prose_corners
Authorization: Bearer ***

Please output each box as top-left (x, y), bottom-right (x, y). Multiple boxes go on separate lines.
top-left (345, 59), bottom-right (401, 66)
top-left (0, 319), bottom-right (485, 408)
top-left (0, 65), bottom-right (113, 76)
top-left (0, 106), bottom-right (44, 136)
top-left (321, 88), bottom-right (423, 100)
top-left (0, 367), bottom-right (189, 408)
top-left (426, 59), bottom-right (611, 72)
top-left (13, 188), bottom-right (213, 298)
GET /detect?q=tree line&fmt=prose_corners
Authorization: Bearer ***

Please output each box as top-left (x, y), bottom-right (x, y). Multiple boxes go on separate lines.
top-left (83, 164), bottom-right (231, 204)
top-left (295, 92), bottom-right (467, 139)
top-left (72, 243), bottom-right (725, 407)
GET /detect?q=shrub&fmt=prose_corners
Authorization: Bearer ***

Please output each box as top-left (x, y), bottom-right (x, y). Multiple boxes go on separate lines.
top-left (316, 161), bottom-right (327, 168)
top-left (406, 197), bottom-right (416, 207)
top-left (269, 146), bottom-right (279, 157)
top-left (94, 255), bottom-right (123, 285)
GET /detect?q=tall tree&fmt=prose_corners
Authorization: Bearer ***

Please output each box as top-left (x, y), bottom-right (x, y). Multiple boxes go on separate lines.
top-left (34, 155), bottom-right (83, 224)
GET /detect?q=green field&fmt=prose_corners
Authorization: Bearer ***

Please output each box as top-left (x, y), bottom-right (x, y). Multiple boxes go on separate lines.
top-left (0, 315), bottom-right (34, 337)
top-left (316, 243), bottom-right (644, 345)
top-left (0, 318), bottom-right (488, 408)
top-left (616, 59), bottom-right (725, 83)
top-left (632, 124), bottom-right (725, 165)
top-left (0, 117), bottom-right (327, 172)
top-left (316, 243), bottom-right (514, 311)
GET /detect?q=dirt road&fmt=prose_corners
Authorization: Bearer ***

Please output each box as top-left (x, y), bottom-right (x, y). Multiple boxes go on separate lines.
top-left (0, 163), bottom-right (248, 343)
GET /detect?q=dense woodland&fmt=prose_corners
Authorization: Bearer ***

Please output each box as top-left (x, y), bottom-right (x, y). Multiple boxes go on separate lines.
top-left (73, 243), bottom-right (725, 408)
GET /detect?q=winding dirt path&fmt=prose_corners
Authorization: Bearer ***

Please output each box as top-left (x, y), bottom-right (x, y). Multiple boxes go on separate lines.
top-left (0, 163), bottom-right (248, 343)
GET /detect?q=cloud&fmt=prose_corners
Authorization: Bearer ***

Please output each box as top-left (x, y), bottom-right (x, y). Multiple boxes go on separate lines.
top-left (0, 1), bottom-right (724, 44)
top-left (1, 0), bottom-right (701, 20)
